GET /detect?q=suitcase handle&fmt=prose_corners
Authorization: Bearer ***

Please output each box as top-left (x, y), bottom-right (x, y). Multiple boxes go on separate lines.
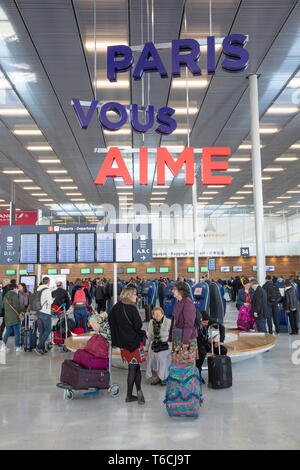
top-left (208, 323), bottom-right (221, 356)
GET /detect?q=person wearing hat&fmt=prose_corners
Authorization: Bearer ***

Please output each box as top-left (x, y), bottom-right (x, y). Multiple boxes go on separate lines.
top-left (195, 311), bottom-right (227, 384)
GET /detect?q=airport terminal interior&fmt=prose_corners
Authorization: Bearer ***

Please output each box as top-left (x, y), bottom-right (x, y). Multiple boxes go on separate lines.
top-left (0, 0), bottom-right (300, 451)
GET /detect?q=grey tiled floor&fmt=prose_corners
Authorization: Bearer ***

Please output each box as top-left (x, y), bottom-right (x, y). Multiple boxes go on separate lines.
top-left (0, 303), bottom-right (300, 450)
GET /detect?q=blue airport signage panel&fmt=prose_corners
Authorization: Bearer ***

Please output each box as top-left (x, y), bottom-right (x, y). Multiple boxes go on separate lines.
top-left (240, 247), bottom-right (250, 257)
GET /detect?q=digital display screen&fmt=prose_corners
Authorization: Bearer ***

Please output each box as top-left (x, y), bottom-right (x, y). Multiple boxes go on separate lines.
top-left (147, 267), bottom-right (156, 273)
top-left (81, 268), bottom-right (91, 274)
top-left (233, 266), bottom-right (243, 272)
top-left (201, 267), bottom-right (208, 273)
top-left (187, 267), bottom-right (195, 273)
top-left (58, 234), bottom-right (76, 263)
top-left (208, 258), bottom-right (216, 271)
top-left (117, 268), bottom-right (124, 274)
top-left (61, 269), bottom-right (70, 275)
top-left (94, 268), bottom-right (104, 274)
top-left (96, 233), bottom-right (114, 262)
top-left (19, 269), bottom-right (27, 275)
top-left (77, 233), bottom-right (95, 263)
top-left (6, 269), bottom-right (16, 275)
top-left (20, 275), bottom-right (36, 293)
top-left (127, 268), bottom-right (136, 274)
top-left (266, 266), bottom-right (275, 272)
top-left (160, 267), bottom-right (169, 273)
top-left (48, 269), bottom-right (58, 275)
top-left (39, 234), bottom-right (57, 264)
top-left (20, 234), bottom-right (38, 264)
top-left (115, 233), bottom-right (133, 262)
top-left (220, 267), bottom-right (230, 273)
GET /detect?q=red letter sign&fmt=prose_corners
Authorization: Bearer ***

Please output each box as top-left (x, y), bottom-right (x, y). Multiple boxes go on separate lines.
top-left (157, 147), bottom-right (194, 185)
top-left (139, 147), bottom-right (148, 185)
top-left (94, 147), bottom-right (133, 185)
top-left (202, 147), bottom-right (232, 185)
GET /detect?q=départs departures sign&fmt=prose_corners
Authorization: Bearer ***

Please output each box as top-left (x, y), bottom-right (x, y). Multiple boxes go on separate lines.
top-left (72, 35), bottom-right (249, 187)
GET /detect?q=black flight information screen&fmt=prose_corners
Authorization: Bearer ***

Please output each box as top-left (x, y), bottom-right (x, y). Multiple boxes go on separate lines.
top-left (96, 233), bottom-right (114, 262)
top-left (58, 233), bottom-right (76, 263)
top-left (77, 233), bottom-right (95, 263)
top-left (39, 234), bottom-right (57, 263)
top-left (20, 234), bottom-right (38, 264)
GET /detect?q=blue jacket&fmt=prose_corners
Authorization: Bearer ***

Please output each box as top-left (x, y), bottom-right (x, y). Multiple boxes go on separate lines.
top-left (236, 287), bottom-right (254, 309)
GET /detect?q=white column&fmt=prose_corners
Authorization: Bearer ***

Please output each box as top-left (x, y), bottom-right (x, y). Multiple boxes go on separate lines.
top-left (113, 263), bottom-right (118, 305)
top-left (37, 264), bottom-right (42, 284)
top-left (249, 74), bottom-right (266, 286)
top-left (174, 257), bottom-right (178, 280)
top-left (192, 182), bottom-right (199, 283)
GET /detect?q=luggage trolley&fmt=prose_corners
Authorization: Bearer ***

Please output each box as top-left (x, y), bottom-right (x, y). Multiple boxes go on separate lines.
top-left (56, 342), bottom-right (120, 400)
top-left (47, 303), bottom-right (70, 352)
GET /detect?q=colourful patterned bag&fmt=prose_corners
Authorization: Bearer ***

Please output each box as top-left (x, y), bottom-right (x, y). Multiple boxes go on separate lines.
top-left (164, 364), bottom-right (203, 418)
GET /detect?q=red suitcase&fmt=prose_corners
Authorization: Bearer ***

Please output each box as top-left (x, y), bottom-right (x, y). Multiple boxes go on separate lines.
top-left (60, 360), bottom-right (110, 390)
top-left (73, 349), bottom-right (109, 370)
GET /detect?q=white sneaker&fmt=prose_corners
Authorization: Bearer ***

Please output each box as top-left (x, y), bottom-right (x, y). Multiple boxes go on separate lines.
top-left (0, 344), bottom-right (9, 352)
top-left (16, 347), bottom-right (22, 352)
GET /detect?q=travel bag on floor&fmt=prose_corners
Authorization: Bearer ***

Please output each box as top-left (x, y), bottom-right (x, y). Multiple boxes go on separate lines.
top-left (207, 325), bottom-right (232, 390)
top-left (73, 349), bottom-right (109, 370)
top-left (60, 360), bottom-right (110, 389)
top-left (21, 312), bottom-right (37, 351)
top-left (164, 364), bottom-right (202, 418)
top-left (237, 305), bottom-right (256, 331)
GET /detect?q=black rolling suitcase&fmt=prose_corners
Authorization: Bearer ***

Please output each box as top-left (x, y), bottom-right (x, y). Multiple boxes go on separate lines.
top-left (21, 312), bottom-right (37, 351)
top-left (207, 324), bottom-right (232, 389)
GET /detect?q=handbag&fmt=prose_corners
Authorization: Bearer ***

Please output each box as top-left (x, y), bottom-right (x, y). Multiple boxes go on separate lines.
top-left (123, 305), bottom-right (147, 345)
top-left (151, 340), bottom-right (169, 353)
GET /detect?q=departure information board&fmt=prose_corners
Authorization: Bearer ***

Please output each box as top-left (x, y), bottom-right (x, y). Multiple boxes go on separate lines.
top-left (58, 234), bottom-right (76, 263)
top-left (96, 233), bottom-right (114, 262)
top-left (39, 234), bottom-right (57, 263)
top-left (20, 234), bottom-right (38, 264)
top-left (77, 233), bottom-right (95, 263)
top-left (115, 233), bottom-right (133, 262)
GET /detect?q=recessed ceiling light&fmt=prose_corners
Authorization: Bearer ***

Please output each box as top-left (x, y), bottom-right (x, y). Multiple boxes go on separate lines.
top-left (207, 185), bottom-right (225, 188)
top-left (172, 79), bottom-right (208, 88)
top-left (259, 128), bottom-right (279, 134)
top-left (38, 159), bottom-right (60, 164)
top-left (116, 186), bottom-right (133, 189)
top-left (38, 198), bottom-right (53, 202)
top-left (151, 192), bottom-right (168, 195)
top-left (13, 129), bottom-right (42, 135)
top-left (236, 191), bottom-right (252, 194)
top-left (202, 191), bottom-right (219, 194)
top-left (60, 186), bottom-right (78, 190)
top-left (264, 205), bottom-right (274, 208)
top-left (267, 106), bottom-right (298, 114)
top-left (85, 40), bottom-right (128, 51)
top-left (150, 202), bottom-right (164, 205)
top-left (2, 169), bottom-right (24, 174)
top-left (229, 157), bottom-right (251, 162)
top-left (104, 129), bottom-right (131, 135)
top-left (288, 205), bottom-right (300, 208)
top-left (277, 196), bottom-right (292, 199)
top-left (198, 197), bottom-right (213, 200)
top-left (261, 177), bottom-right (273, 180)
top-left (70, 198), bottom-right (86, 201)
top-left (244, 185), bottom-right (253, 188)
top-left (0, 203), bottom-right (10, 207)
top-left (226, 168), bottom-right (241, 172)
top-left (174, 107), bottom-right (198, 114)
top-left (0, 108), bottom-right (29, 116)
top-left (23, 186), bottom-right (41, 190)
top-left (275, 157), bottom-right (298, 161)
top-left (96, 80), bottom-right (129, 88)
top-left (54, 178), bottom-right (73, 182)
top-left (290, 144), bottom-right (300, 149)
top-left (151, 197), bottom-right (166, 200)
top-left (153, 185), bottom-right (170, 189)
top-left (263, 167), bottom-right (285, 172)
top-left (223, 202), bottom-right (238, 205)
top-left (287, 78), bottom-right (300, 88)
top-left (27, 145), bottom-right (53, 151)
top-left (13, 179), bottom-right (33, 183)
top-left (287, 190), bottom-right (300, 193)
top-left (46, 170), bottom-right (67, 174)
top-left (65, 193), bottom-right (82, 196)
top-left (268, 201), bottom-right (282, 204)
top-left (172, 129), bottom-right (189, 135)
top-left (31, 193), bottom-right (47, 196)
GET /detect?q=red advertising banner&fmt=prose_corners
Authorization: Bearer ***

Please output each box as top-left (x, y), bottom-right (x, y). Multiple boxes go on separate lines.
top-left (0, 211), bottom-right (38, 226)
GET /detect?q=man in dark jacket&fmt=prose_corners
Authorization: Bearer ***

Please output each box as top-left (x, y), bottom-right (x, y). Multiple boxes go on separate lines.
top-left (52, 281), bottom-right (70, 311)
top-left (232, 276), bottom-right (243, 302)
top-left (250, 279), bottom-right (268, 332)
top-left (196, 311), bottom-right (227, 383)
top-left (263, 275), bottom-right (281, 334)
top-left (95, 281), bottom-right (106, 312)
top-left (158, 279), bottom-right (167, 308)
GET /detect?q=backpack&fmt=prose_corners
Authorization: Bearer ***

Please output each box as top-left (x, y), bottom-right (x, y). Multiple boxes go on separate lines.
top-left (237, 305), bottom-right (256, 331)
top-left (267, 283), bottom-right (281, 303)
top-left (73, 288), bottom-right (87, 306)
top-left (29, 288), bottom-right (48, 312)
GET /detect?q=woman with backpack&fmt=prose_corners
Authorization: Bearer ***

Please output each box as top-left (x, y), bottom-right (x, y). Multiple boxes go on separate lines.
top-left (1, 284), bottom-right (26, 352)
top-left (71, 279), bottom-right (92, 333)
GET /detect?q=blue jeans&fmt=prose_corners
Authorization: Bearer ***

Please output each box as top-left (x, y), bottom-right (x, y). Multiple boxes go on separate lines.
top-left (74, 308), bottom-right (88, 333)
top-left (37, 312), bottom-right (52, 350)
top-left (3, 323), bottom-right (20, 347)
top-left (256, 317), bottom-right (267, 333)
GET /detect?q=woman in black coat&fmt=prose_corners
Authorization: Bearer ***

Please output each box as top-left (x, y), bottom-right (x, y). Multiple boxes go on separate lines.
top-left (108, 287), bottom-right (146, 405)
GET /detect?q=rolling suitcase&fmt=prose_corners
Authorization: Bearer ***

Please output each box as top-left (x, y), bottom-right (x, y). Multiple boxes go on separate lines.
top-left (207, 324), bottom-right (232, 390)
top-left (73, 349), bottom-right (109, 370)
top-left (164, 364), bottom-right (203, 418)
top-left (60, 359), bottom-right (110, 390)
top-left (21, 312), bottom-right (37, 351)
